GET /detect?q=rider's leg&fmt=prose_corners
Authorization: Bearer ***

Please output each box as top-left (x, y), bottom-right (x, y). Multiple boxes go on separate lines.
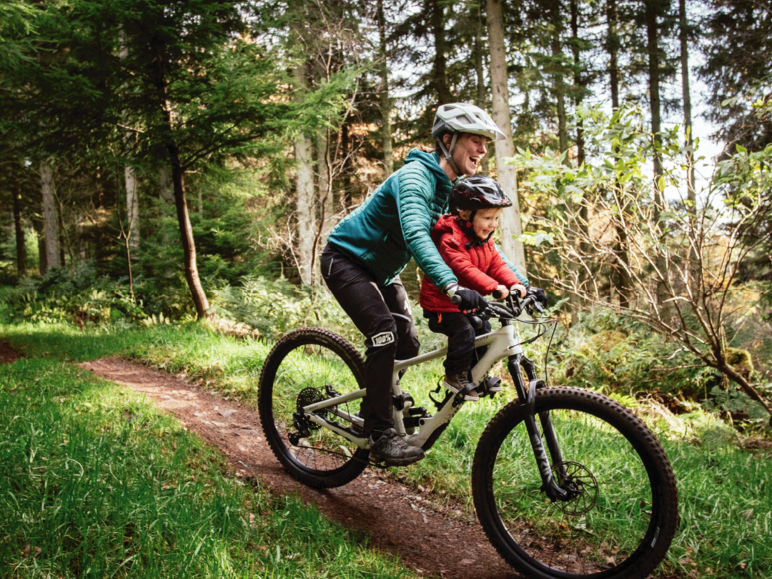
top-left (427, 312), bottom-right (475, 376)
top-left (380, 278), bottom-right (420, 362)
top-left (426, 312), bottom-right (478, 400)
top-left (321, 248), bottom-right (397, 434)
top-left (320, 247), bottom-right (422, 459)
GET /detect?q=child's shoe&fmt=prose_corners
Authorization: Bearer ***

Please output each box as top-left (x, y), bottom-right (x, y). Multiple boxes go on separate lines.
top-left (443, 373), bottom-right (479, 401)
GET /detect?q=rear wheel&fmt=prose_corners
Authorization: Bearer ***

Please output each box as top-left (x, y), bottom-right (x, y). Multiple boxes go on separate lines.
top-left (473, 387), bottom-right (678, 579)
top-left (258, 328), bottom-right (369, 488)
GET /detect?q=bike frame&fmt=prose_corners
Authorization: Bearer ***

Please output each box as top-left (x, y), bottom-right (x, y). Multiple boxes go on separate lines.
top-left (301, 309), bottom-right (569, 499)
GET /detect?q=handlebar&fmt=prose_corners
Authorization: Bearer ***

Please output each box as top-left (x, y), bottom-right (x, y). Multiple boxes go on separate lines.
top-left (449, 288), bottom-right (543, 323)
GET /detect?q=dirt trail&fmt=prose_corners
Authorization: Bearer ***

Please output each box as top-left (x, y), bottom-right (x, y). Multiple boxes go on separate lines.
top-left (0, 339), bottom-right (23, 363)
top-left (79, 357), bottom-right (519, 579)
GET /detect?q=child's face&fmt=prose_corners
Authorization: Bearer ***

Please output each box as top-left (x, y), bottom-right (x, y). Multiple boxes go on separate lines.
top-left (466, 208), bottom-right (502, 239)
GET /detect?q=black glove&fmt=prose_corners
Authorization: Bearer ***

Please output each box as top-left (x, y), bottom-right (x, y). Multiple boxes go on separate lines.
top-left (448, 285), bottom-right (488, 313)
top-left (528, 286), bottom-right (548, 308)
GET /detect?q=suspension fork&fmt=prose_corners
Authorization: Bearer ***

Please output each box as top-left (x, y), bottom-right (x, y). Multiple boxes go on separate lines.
top-left (508, 354), bottom-right (567, 501)
top-left (520, 355), bottom-right (567, 481)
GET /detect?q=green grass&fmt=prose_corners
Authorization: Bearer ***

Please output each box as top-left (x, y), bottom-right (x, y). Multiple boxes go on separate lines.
top-left (0, 326), bottom-right (416, 578)
top-left (4, 320), bottom-right (772, 578)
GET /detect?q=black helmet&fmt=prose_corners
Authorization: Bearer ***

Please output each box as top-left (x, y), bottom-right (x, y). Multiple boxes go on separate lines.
top-left (449, 176), bottom-right (512, 215)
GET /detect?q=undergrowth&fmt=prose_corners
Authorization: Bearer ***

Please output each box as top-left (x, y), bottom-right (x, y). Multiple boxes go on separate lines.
top-left (0, 334), bottom-right (415, 578)
top-left (2, 290), bottom-right (772, 577)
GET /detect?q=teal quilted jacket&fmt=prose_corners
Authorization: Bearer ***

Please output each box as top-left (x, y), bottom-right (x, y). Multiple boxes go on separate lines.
top-left (327, 149), bottom-right (528, 289)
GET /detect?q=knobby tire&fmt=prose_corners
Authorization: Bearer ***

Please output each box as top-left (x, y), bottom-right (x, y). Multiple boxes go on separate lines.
top-left (258, 327), bottom-right (369, 488)
top-left (473, 387), bottom-right (678, 579)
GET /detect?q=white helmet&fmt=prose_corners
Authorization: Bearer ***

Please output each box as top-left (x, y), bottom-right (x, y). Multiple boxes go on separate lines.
top-left (432, 103), bottom-right (506, 174)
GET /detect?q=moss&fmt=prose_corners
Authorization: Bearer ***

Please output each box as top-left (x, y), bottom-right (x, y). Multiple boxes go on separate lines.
top-left (726, 347), bottom-right (754, 378)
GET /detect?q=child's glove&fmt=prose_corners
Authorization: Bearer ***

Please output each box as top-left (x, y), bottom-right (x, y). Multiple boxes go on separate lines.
top-left (446, 284), bottom-right (488, 313)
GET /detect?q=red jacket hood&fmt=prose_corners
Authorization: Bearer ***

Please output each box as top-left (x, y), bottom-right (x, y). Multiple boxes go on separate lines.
top-left (431, 214), bottom-right (479, 245)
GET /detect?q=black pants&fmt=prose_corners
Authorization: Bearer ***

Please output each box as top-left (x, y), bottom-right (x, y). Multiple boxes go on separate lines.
top-left (321, 244), bottom-right (420, 435)
top-left (425, 311), bottom-right (491, 376)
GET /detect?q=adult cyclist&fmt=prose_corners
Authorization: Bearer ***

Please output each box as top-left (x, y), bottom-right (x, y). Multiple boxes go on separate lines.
top-left (321, 103), bottom-right (529, 466)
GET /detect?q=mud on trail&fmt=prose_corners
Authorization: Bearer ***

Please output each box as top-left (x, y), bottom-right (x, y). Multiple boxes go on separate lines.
top-left (79, 357), bottom-right (520, 579)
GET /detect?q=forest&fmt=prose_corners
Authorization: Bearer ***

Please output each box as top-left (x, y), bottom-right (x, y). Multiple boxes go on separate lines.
top-left (0, 0), bottom-right (771, 577)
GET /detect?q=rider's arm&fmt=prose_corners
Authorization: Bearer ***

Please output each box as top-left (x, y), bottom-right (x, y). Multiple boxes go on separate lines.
top-left (488, 244), bottom-right (522, 288)
top-left (398, 172), bottom-right (457, 291)
top-left (493, 242), bottom-right (529, 286)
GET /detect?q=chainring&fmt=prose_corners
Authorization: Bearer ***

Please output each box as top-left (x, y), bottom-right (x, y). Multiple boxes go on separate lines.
top-left (551, 460), bottom-right (599, 516)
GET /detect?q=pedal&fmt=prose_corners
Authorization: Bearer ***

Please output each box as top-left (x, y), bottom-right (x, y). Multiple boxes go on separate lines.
top-left (479, 376), bottom-right (502, 398)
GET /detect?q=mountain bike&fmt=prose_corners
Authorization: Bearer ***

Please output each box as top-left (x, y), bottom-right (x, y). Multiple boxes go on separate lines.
top-left (258, 290), bottom-right (678, 579)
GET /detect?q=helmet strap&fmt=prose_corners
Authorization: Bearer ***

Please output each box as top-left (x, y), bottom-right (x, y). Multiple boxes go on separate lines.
top-left (437, 133), bottom-right (461, 176)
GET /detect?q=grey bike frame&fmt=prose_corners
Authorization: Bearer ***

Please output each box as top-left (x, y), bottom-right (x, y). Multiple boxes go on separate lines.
top-left (302, 322), bottom-right (523, 449)
top-left (302, 314), bottom-right (568, 498)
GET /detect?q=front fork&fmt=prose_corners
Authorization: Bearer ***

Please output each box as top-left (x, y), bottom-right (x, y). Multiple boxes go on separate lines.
top-left (508, 353), bottom-right (568, 501)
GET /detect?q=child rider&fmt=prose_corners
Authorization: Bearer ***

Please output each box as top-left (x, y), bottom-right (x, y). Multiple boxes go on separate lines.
top-left (419, 175), bottom-right (528, 401)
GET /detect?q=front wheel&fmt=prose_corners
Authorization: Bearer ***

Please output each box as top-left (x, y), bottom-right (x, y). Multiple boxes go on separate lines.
top-left (258, 327), bottom-right (370, 488)
top-left (473, 387), bottom-right (678, 579)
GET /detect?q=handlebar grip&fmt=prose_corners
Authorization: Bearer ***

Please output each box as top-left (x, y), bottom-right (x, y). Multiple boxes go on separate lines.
top-left (492, 289), bottom-right (502, 299)
top-left (450, 293), bottom-right (462, 305)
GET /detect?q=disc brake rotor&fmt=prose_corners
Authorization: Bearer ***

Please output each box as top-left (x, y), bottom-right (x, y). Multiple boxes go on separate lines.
top-left (551, 460), bottom-right (599, 516)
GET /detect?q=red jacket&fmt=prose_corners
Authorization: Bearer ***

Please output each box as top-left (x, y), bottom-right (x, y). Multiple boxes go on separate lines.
top-left (419, 214), bottom-right (521, 313)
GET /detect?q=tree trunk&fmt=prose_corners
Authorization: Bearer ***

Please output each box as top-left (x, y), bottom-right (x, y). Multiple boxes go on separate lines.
top-left (570, 0), bottom-right (585, 166)
top-left (31, 217), bottom-right (46, 274)
top-left (486, 0), bottom-right (527, 274)
top-left (679, 0), bottom-right (698, 299)
top-left (679, 0), bottom-right (695, 201)
top-left (550, 0), bottom-right (569, 157)
top-left (606, 0), bottom-right (633, 307)
top-left (549, 0), bottom-right (579, 322)
top-left (120, 31), bottom-right (140, 257)
top-left (431, 0), bottom-right (452, 105)
top-left (40, 162), bottom-right (60, 271)
top-left (294, 63), bottom-right (317, 285)
top-left (57, 200), bottom-right (70, 273)
top-left (317, 128), bottom-right (333, 245)
top-left (607, 0), bottom-right (620, 111)
top-left (169, 142), bottom-right (210, 317)
top-left (158, 166), bottom-right (175, 205)
top-left (151, 36), bottom-right (209, 317)
top-left (474, 3), bottom-right (490, 176)
top-left (12, 182), bottom-right (27, 276)
top-left (376, 0), bottom-right (393, 176)
top-left (341, 123), bottom-right (352, 211)
top-left (125, 166), bottom-right (140, 253)
top-left (645, 0), bottom-right (669, 314)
